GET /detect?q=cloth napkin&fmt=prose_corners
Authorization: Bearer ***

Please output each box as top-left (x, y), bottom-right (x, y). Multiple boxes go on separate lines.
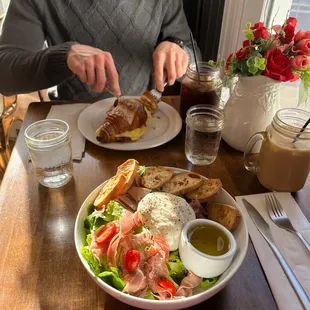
top-left (236, 193), bottom-right (310, 310)
top-left (46, 104), bottom-right (90, 161)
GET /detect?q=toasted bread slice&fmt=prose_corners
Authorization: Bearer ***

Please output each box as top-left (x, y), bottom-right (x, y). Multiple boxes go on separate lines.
top-left (207, 202), bottom-right (241, 231)
top-left (186, 179), bottom-right (222, 202)
top-left (162, 173), bottom-right (203, 195)
top-left (94, 174), bottom-right (126, 209)
top-left (117, 159), bottom-right (139, 192)
top-left (142, 167), bottom-right (174, 189)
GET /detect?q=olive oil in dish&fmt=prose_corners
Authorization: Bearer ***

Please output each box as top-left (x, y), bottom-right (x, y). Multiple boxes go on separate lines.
top-left (189, 224), bottom-right (230, 256)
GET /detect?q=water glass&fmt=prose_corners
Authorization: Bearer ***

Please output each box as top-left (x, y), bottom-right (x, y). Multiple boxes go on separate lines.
top-left (25, 119), bottom-right (73, 188)
top-left (185, 105), bottom-right (224, 165)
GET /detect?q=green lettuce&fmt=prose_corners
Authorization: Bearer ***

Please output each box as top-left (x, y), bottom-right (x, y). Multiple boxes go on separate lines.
top-left (167, 250), bottom-right (187, 285)
top-left (144, 290), bottom-right (157, 300)
top-left (137, 165), bottom-right (146, 176)
top-left (84, 200), bottom-right (125, 232)
top-left (98, 267), bottom-right (125, 291)
top-left (104, 200), bottom-right (125, 221)
top-left (200, 277), bottom-right (218, 288)
top-left (80, 246), bottom-right (104, 276)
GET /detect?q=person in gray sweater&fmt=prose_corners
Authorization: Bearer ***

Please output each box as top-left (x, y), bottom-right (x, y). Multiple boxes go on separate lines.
top-left (0, 0), bottom-right (196, 100)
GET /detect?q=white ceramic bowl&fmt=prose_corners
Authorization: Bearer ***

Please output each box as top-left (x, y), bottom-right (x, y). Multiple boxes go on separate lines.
top-left (179, 219), bottom-right (237, 278)
top-left (74, 168), bottom-right (248, 310)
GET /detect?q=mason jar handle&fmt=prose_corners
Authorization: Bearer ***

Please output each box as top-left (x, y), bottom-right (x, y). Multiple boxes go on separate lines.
top-left (243, 131), bottom-right (266, 173)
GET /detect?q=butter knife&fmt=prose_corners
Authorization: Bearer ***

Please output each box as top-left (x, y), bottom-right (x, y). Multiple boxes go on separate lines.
top-left (243, 198), bottom-right (310, 310)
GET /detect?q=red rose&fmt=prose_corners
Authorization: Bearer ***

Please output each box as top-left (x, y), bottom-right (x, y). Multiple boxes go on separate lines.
top-left (235, 48), bottom-right (250, 61)
top-left (292, 39), bottom-right (310, 56)
top-left (251, 22), bottom-right (270, 40)
top-left (225, 53), bottom-right (233, 71)
top-left (280, 17), bottom-right (297, 44)
top-left (242, 40), bottom-right (253, 47)
top-left (290, 55), bottom-right (309, 70)
top-left (295, 30), bottom-right (310, 42)
top-left (264, 49), bottom-right (295, 82)
top-left (251, 22), bottom-right (265, 30)
top-left (287, 17), bottom-right (297, 27)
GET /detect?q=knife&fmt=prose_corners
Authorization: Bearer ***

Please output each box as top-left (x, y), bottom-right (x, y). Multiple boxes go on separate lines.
top-left (243, 198), bottom-right (310, 310)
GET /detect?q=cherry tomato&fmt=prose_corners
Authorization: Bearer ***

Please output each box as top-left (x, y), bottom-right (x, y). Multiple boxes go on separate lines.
top-left (158, 279), bottom-right (176, 295)
top-left (125, 249), bottom-right (140, 273)
top-left (95, 222), bottom-right (117, 245)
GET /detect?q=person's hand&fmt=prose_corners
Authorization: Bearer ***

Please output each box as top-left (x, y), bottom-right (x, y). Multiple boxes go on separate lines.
top-left (153, 41), bottom-right (189, 92)
top-left (67, 44), bottom-right (121, 96)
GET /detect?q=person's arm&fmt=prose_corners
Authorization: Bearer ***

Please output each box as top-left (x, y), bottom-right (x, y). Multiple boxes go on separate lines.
top-left (0, 0), bottom-right (73, 96)
top-left (153, 0), bottom-right (201, 91)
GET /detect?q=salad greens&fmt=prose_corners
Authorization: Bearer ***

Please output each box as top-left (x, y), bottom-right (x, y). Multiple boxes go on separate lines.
top-left (200, 277), bottom-right (218, 288)
top-left (84, 200), bottom-right (125, 234)
top-left (98, 267), bottom-right (126, 291)
top-left (167, 250), bottom-right (187, 285)
top-left (137, 165), bottom-right (146, 176)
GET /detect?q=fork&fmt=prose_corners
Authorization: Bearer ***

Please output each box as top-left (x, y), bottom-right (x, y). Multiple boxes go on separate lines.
top-left (265, 193), bottom-right (310, 252)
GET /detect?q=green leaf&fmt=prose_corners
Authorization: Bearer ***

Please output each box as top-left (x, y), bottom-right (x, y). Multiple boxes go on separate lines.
top-left (246, 22), bottom-right (252, 29)
top-left (105, 200), bottom-right (125, 220)
top-left (246, 57), bottom-right (255, 67)
top-left (167, 250), bottom-right (188, 285)
top-left (258, 63), bottom-right (266, 71)
top-left (137, 165), bottom-right (146, 176)
top-left (200, 277), bottom-right (218, 288)
top-left (86, 233), bottom-right (92, 246)
top-left (144, 290), bottom-right (158, 300)
top-left (245, 32), bottom-right (255, 40)
top-left (249, 65), bottom-right (258, 74)
top-left (98, 268), bottom-right (126, 291)
top-left (87, 202), bottom-right (95, 215)
top-left (80, 246), bottom-right (103, 276)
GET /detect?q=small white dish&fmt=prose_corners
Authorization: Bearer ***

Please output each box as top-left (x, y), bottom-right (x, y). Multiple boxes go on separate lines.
top-left (77, 96), bottom-right (182, 151)
top-left (179, 219), bottom-right (237, 278)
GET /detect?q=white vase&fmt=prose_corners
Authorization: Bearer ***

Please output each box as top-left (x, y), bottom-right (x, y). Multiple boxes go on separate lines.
top-left (222, 75), bottom-right (281, 152)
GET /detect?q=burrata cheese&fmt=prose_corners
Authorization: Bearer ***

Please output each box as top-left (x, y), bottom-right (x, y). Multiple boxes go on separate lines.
top-left (137, 192), bottom-right (195, 251)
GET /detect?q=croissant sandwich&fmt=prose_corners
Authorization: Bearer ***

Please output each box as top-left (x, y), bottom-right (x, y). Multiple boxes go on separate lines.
top-left (96, 97), bottom-right (152, 143)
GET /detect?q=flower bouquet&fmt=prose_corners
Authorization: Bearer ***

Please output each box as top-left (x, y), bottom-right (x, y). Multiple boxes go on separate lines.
top-left (226, 17), bottom-right (310, 105)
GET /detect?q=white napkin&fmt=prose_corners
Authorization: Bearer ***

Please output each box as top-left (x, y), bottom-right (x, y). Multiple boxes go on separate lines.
top-left (46, 104), bottom-right (90, 161)
top-left (236, 193), bottom-right (310, 310)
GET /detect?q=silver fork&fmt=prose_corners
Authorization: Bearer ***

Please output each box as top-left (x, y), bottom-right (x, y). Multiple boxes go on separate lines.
top-left (265, 193), bottom-right (310, 252)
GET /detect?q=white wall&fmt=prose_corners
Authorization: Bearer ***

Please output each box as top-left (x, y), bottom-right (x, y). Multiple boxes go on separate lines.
top-left (1, 0), bottom-right (10, 12)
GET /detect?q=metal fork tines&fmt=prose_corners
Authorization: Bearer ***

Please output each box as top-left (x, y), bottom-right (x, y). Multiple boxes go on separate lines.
top-left (265, 193), bottom-right (310, 252)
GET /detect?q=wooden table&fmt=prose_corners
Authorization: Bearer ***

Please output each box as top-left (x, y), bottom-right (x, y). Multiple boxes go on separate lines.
top-left (0, 97), bottom-right (309, 309)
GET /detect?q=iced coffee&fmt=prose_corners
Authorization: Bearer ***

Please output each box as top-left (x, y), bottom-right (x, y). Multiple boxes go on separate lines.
top-left (244, 108), bottom-right (310, 192)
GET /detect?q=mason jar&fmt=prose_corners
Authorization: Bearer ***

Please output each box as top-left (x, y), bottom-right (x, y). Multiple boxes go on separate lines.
top-left (244, 108), bottom-right (310, 192)
top-left (180, 62), bottom-right (222, 120)
top-left (25, 119), bottom-right (73, 188)
top-left (185, 104), bottom-right (224, 166)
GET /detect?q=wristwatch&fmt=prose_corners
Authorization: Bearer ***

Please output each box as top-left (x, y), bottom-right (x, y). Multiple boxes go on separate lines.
top-left (157, 36), bottom-right (184, 49)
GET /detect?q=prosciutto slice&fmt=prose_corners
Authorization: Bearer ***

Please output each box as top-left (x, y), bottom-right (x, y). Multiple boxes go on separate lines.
top-left (90, 238), bottom-right (109, 258)
top-left (107, 233), bottom-right (120, 267)
top-left (128, 186), bottom-right (152, 202)
top-left (190, 199), bottom-right (207, 219)
top-left (175, 271), bottom-right (202, 297)
top-left (117, 194), bottom-right (138, 211)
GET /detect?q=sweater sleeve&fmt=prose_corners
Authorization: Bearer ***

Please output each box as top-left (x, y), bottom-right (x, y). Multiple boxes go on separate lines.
top-left (160, 0), bottom-right (201, 64)
top-left (0, 0), bottom-right (74, 96)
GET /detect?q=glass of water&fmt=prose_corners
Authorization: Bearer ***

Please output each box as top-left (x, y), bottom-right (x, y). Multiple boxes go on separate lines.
top-left (25, 119), bottom-right (73, 188)
top-left (185, 105), bottom-right (224, 165)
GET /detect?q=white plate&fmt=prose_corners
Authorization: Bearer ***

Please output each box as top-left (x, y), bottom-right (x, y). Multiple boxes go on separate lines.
top-left (74, 168), bottom-right (249, 310)
top-left (77, 97), bottom-right (182, 151)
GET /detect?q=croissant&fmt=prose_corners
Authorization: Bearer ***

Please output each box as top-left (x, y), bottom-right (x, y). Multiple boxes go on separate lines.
top-left (96, 98), bottom-right (150, 143)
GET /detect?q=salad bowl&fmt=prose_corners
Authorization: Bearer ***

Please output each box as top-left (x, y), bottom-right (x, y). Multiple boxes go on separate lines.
top-left (74, 167), bottom-right (248, 310)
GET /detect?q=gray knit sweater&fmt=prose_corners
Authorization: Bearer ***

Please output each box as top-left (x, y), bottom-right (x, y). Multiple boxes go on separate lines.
top-left (0, 0), bottom-right (194, 100)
